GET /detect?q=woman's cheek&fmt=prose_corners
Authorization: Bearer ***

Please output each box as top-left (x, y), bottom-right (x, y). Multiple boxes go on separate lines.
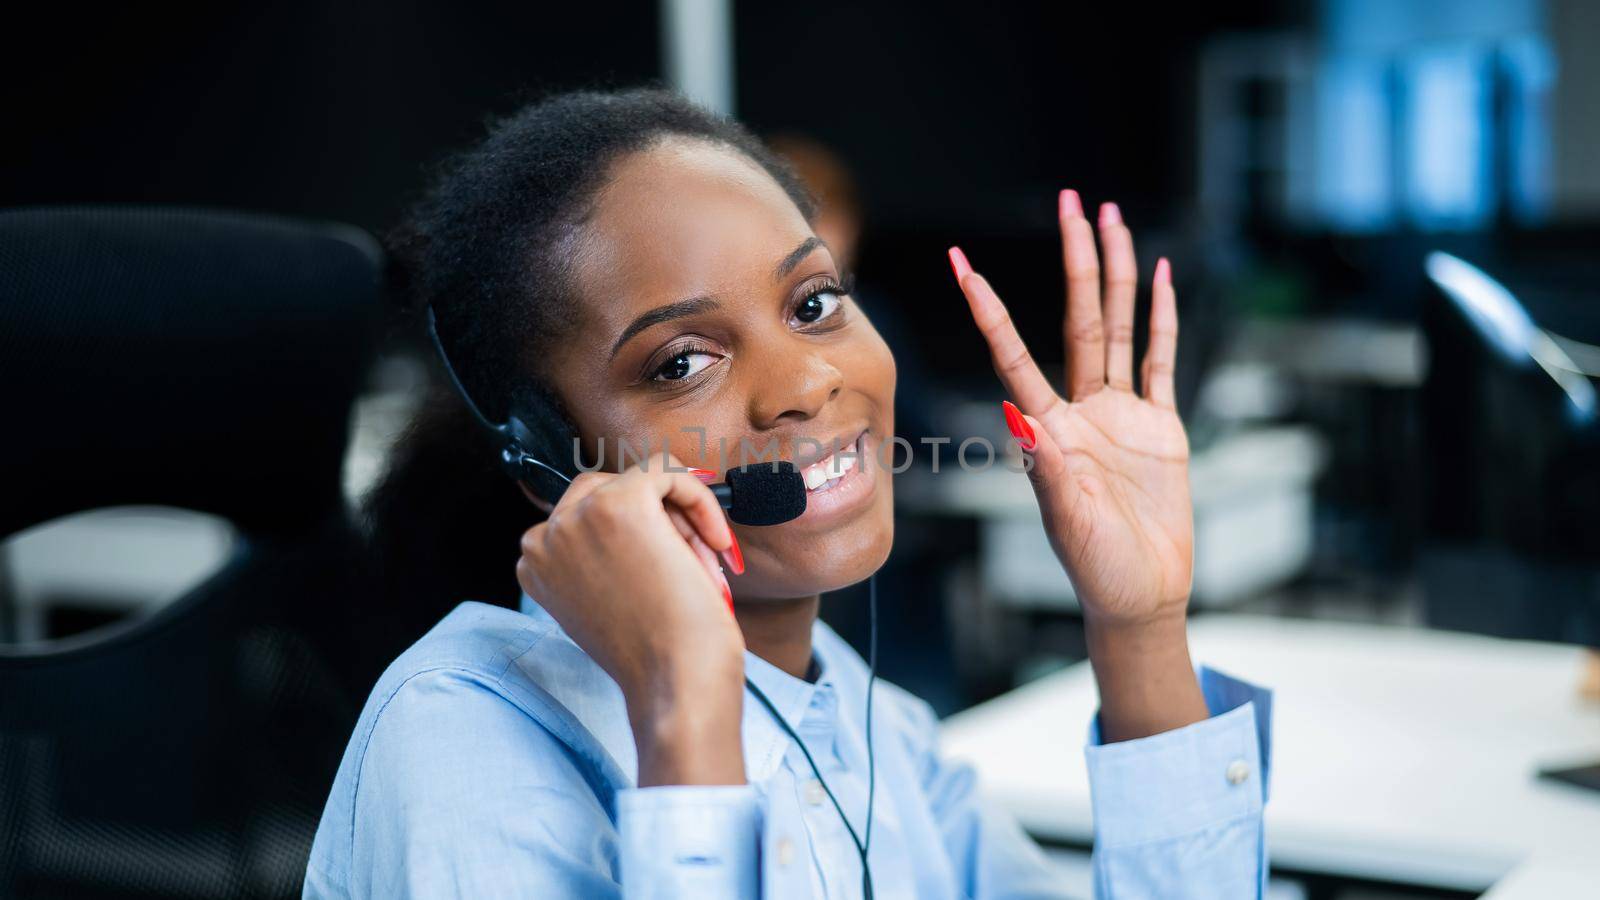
top-left (853, 322), bottom-right (898, 425)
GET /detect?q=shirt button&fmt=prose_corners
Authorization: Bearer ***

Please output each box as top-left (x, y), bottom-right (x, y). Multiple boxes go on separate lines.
top-left (804, 779), bottom-right (827, 807)
top-left (776, 837), bottom-right (795, 867)
top-left (1226, 759), bottom-right (1251, 785)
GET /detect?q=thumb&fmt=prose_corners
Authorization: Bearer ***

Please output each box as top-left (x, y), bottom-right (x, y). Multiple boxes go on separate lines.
top-left (1002, 400), bottom-right (1068, 502)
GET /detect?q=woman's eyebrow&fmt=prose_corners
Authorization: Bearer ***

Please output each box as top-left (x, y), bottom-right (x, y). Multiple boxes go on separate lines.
top-left (774, 236), bottom-right (828, 280)
top-left (608, 238), bottom-right (828, 360)
top-left (610, 295), bottom-right (720, 359)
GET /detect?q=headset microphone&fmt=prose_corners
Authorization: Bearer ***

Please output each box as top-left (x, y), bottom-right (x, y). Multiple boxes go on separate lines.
top-left (711, 462), bottom-right (807, 525)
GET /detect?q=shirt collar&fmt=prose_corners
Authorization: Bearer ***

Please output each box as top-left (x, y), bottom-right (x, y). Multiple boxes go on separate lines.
top-left (739, 640), bottom-right (837, 781)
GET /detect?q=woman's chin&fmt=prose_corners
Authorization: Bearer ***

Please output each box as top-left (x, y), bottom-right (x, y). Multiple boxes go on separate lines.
top-left (811, 521), bottom-right (896, 594)
top-left (731, 501), bottom-right (894, 600)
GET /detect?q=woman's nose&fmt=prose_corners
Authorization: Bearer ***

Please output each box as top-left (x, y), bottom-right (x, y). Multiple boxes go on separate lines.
top-left (749, 350), bottom-right (843, 427)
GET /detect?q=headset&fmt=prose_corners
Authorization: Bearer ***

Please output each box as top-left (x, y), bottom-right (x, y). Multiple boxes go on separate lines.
top-left (424, 306), bottom-right (575, 502)
top-left (424, 303), bottom-right (878, 898)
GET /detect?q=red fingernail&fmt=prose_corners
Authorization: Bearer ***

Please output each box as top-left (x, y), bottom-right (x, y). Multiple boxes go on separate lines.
top-left (723, 529), bottom-right (745, 576)
top-left (690, 467), bottom-right (717, 483)
top-left (1155, 257), bottom-right (1171, 285)
top-left (1098, 202), bottom-right (1122, 227)
top-left (947, 246), bottom-right (972, 283)
top-left (1002, 400), bottom-right (1036, 451)
top-left (721, 574), bottom-right (735, 614)
top-left (1059, 189), bottom-right (1083, 219)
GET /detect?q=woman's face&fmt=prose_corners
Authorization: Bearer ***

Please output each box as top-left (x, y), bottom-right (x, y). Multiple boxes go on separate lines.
top-left (544, 137), bottom-right (897, 600)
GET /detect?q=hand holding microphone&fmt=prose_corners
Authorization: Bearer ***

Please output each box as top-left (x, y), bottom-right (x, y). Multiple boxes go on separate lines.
top-left (512, 454), bottom-right (806, 788)
top-left (515, 454), bottom-right (749, 786)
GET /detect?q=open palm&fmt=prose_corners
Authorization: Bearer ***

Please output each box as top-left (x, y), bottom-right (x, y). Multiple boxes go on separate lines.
top-left (952, 192), bottom-right (1193, 626)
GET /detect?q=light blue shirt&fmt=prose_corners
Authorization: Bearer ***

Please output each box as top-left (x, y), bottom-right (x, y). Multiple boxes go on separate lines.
top-left (305, 595), bottom-right (1272, 898)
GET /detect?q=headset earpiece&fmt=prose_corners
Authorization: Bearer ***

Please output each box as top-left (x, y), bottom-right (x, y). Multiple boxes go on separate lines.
top-left (424, 305), bottom-right (575, 502)
top-left (500, 415), bottom-right (537, 481)
top-left (505, 414), bottom-right (540, 452)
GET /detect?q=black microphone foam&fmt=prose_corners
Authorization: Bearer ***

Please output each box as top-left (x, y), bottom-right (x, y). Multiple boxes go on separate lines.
top-left (717, 461), bottom-right (807, 525)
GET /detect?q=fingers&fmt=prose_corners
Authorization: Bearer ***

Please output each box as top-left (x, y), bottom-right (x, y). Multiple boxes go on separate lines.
top-left (624, 454), bottom-right (737, 560)
top-left (550, 454), bottom-right (743, 580)
top-left (1003, 401), bottom-right (1069, 507)
top-left (515, 523), bottom-right (549, 596)
top-left (644, 458), bottom-right (743, 575)
top-left (949, 247), bottom-right (1060, 415)
top-left (1097, 203), bottom-right (1138, 392)
top-left (552, 470), bottom-right (611, 512)
top-left (1141, 257), bottom-right (1179, 409)
top-left (955, 192), bottom-right (1171, 413)
top-left (526, 456), bottom-right (738, 618)
top-left (666, 505), bottom-right (734, 612)
top-left (664, 506), bottom-right (717, 571)
top-left (1059, 190), bottom-right (1106, 401)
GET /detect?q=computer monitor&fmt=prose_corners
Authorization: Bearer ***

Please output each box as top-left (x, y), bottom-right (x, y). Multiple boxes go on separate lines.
top-left (1418, 251), bottom-right (1600, 791)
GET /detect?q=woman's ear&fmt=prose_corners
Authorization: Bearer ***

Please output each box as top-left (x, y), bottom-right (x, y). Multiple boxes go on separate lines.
top-left (518, 481), bottom-right (556, 514)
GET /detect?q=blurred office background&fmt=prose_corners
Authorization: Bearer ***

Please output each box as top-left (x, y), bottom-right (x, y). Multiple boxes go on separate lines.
top-left (3, 1), bottom-right (1598, 898)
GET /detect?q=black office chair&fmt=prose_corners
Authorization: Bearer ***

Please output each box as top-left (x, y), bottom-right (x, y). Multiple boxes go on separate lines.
top-left (0, 207), bottom-right (390, 898)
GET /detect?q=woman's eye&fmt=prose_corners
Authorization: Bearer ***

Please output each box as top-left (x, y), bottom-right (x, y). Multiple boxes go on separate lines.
top-left (652, 350), bottom-right (717, 382)
top-left (794, 290), bottom-right (843, 325)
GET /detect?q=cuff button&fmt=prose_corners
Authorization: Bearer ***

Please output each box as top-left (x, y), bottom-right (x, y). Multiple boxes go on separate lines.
top-left (1226, 759), bottom-right (1251, 785)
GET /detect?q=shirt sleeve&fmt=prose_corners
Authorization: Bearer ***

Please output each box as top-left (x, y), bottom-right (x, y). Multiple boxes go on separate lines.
top-left (903, 684), bottom-right (1076, 899)
top-left (1085, 666), bottom-right (1273, 900)
top-left (615, 785), bottom-right (760, 898)
top-left (333, 668), bottom-right (766, 900)
top-left (340, 669), bottom-right (627, 898)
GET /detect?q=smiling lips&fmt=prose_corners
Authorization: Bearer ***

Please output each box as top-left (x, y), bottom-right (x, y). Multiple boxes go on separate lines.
top-left (799, 435), bottom-right (862, 493)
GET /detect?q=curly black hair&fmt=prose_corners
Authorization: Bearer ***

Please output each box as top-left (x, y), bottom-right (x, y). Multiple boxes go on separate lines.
top-left (367, 87), bottom-right (817, 624)
top-left (399, 87), bottom-right (813, 435)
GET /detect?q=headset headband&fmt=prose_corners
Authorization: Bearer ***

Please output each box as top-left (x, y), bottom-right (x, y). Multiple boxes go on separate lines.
top-left (423, 305), bottom-right (573, 492)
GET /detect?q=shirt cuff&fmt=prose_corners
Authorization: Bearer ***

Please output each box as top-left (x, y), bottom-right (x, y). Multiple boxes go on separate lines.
top-left (617, 784), bottom-right (760, 898)
top-left (1083, 667), bottom-right (1273, 848)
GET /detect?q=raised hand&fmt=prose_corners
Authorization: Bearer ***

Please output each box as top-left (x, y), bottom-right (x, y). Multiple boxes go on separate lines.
top-left (951, 190), bottom-right (1206, 740)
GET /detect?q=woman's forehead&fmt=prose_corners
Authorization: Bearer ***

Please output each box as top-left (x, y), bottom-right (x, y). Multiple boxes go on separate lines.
top-left (574, 140), bottom-right (815, 321)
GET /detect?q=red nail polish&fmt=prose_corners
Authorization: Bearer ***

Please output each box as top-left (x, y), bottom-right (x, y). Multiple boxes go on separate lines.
top-left (1059, 189), bottom-right (1083, 219)
top-left (724, 529), bottom-right (745, 576)
top-left (1155, 257), bottom-right (1171, 285)
top-left (721, 575), bottom-right (735, 614)
top-left (1098, 202), bottom-right (1122, 227)
top-left (690, 467), bottom-right (717, 483)
top-left (1002, 400), bottom-right (1036, 452)
top-left (947, 246), bottom-right (972, 283)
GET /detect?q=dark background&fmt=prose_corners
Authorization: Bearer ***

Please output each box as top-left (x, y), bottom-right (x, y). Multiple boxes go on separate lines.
top-left (2, 0), bottom-right (1307, 383)
top-left (4, 1), bottom-right (1293, 228)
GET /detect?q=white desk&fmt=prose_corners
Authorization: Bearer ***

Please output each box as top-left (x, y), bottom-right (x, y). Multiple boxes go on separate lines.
top-left (897, 427), bottom-right (1325, 611)
top-left (940, 615), bottom-right (1600, 895)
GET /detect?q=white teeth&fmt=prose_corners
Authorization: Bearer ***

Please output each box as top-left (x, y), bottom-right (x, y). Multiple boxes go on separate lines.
top-left (827, 445), bottom-right (858, 479)
top-left (801, 438), bottom-right (860, 492)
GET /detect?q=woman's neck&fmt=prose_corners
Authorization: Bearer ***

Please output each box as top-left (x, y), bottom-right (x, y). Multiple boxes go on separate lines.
top-left (733, 594), bottom-right (822, 680)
